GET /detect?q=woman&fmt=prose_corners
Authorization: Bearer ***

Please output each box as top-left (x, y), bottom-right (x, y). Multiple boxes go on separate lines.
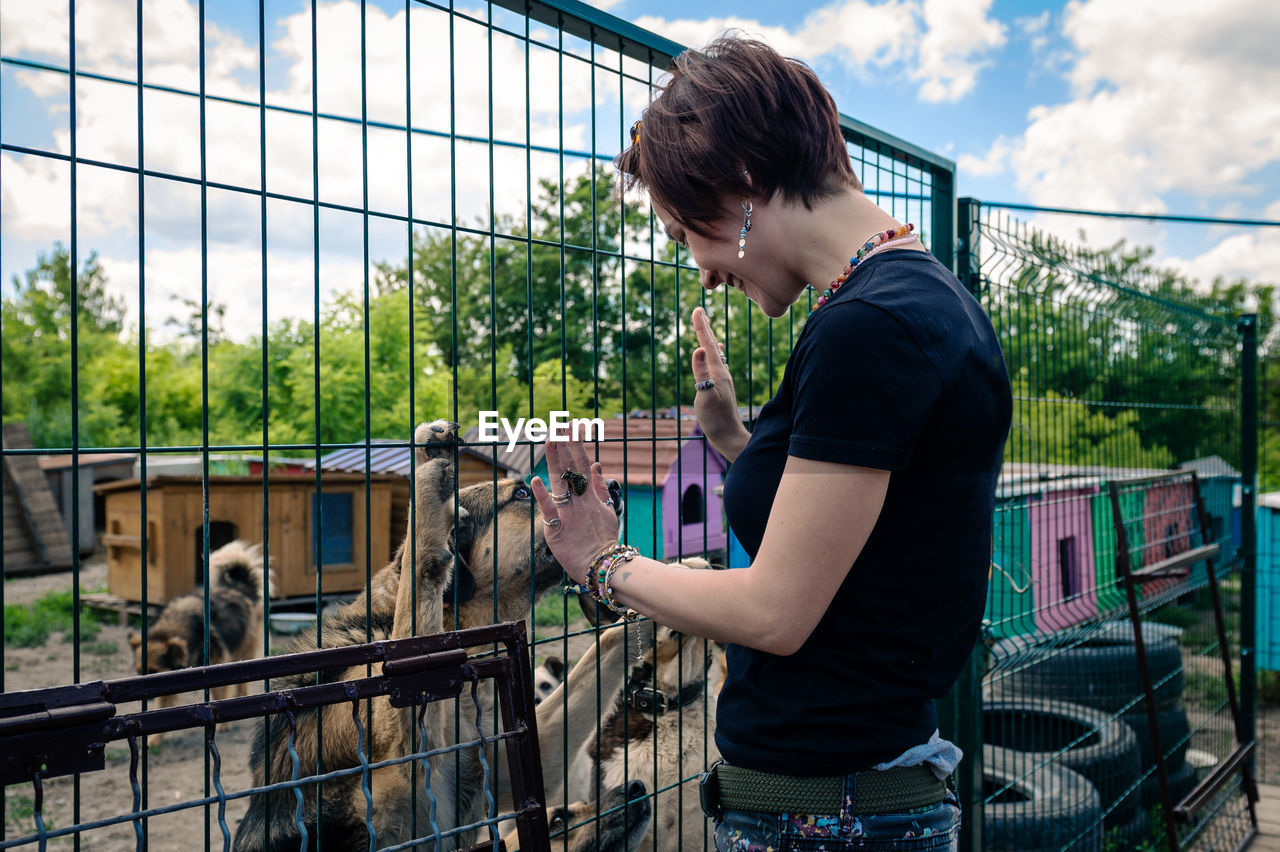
top-left (530, 36), bottom-right (1011, 851)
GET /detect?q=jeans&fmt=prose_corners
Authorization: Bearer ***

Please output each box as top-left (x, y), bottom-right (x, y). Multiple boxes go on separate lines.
top-left (712, 787), bottom-right (960, 852)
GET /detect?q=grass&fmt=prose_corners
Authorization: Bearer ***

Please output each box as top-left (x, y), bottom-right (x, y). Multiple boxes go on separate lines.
top-left (533, 591), bottom-right (575, 628)
top-left (1185, 668), bottom-right (1230, 707)
top-left (1148, 603), bottom-right (1201, 630)
top-left (1260, 670), bottom-right (1280, 705)
top-left (1148, 601), bottom-right (1239, 655)
top-left (6, 792), bottom-right (35, 823)
top-left (3, 589), bottom-right (115, 648)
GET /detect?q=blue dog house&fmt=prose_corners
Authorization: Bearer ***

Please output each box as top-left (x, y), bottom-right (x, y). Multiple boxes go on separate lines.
top-left (1257, 493), bottom-right (1280, 671)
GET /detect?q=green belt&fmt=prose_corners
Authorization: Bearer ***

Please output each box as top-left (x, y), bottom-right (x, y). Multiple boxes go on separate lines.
top-left (700, 762), bottom-right (947, 818)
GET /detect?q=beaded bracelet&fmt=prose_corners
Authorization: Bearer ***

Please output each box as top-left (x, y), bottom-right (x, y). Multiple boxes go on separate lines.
top-left (597, 545), bottom-right (639, 614)
top-left (565, 544), bottom-right (640, 616)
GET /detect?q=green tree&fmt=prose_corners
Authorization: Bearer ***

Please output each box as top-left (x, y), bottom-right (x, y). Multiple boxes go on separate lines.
top-left (2, 244), bottom-right (139, 447)
top-left (987, 232), bottom-right (1275, 474)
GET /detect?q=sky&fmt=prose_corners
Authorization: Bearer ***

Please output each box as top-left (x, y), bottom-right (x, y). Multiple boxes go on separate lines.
top-left (2, 0), bottom-right (1278, 340)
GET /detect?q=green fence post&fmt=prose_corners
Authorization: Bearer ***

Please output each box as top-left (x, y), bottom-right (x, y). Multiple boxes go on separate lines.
top-left (932, 167), bottom-right (956, 274)
top-left (937, 641), bottom-right (984, 852)
top-left (956, 198), bottom-right (981, 297)
top-left (942, 195), bottom-right (984, 852)
top-left (1240, 311), bottom-right (1259, 755)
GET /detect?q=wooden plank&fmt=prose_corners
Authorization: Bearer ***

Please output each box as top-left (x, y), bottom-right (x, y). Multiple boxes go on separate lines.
top-left (1129, 543), bottom-right (1219, 581)
top-left (1173, 740), bottom-right (1253, 822)
top-left (1253, 784), bottom-right (1280, 848)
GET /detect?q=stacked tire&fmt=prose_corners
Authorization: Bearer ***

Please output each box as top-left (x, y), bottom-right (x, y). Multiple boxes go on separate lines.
top-left (987, 621), bottom-right (1196, 849)
top-left (984, 744), bottom-right (1103, 852)
top-left (984, 698), bottom-right (1141, 834)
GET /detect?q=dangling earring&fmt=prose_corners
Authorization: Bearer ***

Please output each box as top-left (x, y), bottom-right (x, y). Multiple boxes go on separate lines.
top-left (738, 200), bottom-right (752, 259)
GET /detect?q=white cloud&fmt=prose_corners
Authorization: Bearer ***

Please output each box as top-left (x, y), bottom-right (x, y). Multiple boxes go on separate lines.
top-left (973, 0), bottom-right (1280, 288)
top-left (97, 245), bottom-right (368, 341)
top-left (1008, 0), bottom-right (1280, 213)
top-left (914, 0), bottom-right (1007, 102)
top-left (633, 0), bottom-right (1004, 103)
top-left (2, 0), bottom-right (613, 330)
top-left (1165, 230), bottom-right (1280, 290)
top-left (1017, 10), bottom-right (1050, 38)
top-left (1, 0), bottom-right (601, 212)
top-left (1165, 198), bottom-right (1280, 289)
top-left (958, 136), bottom-right (1013, 178)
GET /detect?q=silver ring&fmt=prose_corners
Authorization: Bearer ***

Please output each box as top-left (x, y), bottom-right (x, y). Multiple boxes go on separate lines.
top-left (601, 497), bottom-right (612, 507)
top-left (551, 488), bottom-right (572, 501)
top-left (542, 517), bottom-right (561, 528)
top-left (719, 351), bottom-right (728, 365)
top-left (551, 493), bottom-right (572, 505)
top-left (695, 379), bottom-right (716, 391)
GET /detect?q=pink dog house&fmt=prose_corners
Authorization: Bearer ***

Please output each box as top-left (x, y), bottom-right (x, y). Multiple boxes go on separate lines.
top-left (1139, 479), bottom-right (1197, 599)
top-left (1029, 485), bottom-right (1101, 631)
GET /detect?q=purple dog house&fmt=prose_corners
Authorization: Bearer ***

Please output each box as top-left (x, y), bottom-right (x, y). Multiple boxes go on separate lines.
top-left (661, 424), bottom-right (728, 560)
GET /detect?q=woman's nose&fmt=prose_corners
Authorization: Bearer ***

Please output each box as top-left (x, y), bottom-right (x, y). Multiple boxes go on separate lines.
top-left (699, 267), bottom-right (721, 291)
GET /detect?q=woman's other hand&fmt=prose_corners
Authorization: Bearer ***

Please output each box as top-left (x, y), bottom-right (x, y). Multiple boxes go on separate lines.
top-left (530, 439), bottom-right (622, 586)
top-left (691, 306), bottom-right (751, 462)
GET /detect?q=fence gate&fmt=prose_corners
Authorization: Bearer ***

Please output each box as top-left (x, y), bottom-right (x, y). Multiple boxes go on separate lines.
top-left (1, 621), bottom-right (551, 851)
top-left (2, 0), bottom-right (960, 849)
top-left (1109, 470), bottom-right (1258, 850)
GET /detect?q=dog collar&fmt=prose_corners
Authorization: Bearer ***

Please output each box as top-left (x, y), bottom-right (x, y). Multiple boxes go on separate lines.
top-left (625, 680), bottom-right (706, 716)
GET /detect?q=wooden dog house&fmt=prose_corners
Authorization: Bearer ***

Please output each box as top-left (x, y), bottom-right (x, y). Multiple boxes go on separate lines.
top-left (95, 473), bottom-right (407, 603)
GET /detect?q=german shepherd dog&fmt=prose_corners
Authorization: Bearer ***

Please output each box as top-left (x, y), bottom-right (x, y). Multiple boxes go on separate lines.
top-left (232, 420), bottom-right (623, 851)
top-left (128, 539), bottom-right (265, 728)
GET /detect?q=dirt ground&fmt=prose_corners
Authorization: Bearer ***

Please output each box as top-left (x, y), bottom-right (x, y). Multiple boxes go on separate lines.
top-left (2, 556), bottom-right (597, 851)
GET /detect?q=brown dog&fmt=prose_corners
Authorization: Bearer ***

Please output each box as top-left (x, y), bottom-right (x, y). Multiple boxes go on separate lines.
top-left (128, 540), bottom-right (265, 707)
top-left (232, 420), bottom-right (623, 851)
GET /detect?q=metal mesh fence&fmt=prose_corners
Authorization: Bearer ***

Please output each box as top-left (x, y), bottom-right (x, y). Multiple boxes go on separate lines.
top-left (1, 1), bottom-right (956, 849)
top-left (2, 2), bottom-right (1267, 850)
top-left (971, 202), bottom-right (1256, 851)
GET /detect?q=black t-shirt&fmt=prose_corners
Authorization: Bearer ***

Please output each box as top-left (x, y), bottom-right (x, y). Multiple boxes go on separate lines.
top-left (718, 248), bottom-right (1012, 775)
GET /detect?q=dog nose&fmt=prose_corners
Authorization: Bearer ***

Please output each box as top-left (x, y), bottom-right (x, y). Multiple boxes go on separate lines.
top-left (606, 479), bottom-right (623, 515)
top-left (626, 779), bottom-right (647, 799)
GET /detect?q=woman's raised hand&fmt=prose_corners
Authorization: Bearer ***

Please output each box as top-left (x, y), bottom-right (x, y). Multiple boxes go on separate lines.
top-left (691, 306), bottom-right (751, 462)
top-left (530, 439), bottom-right (621, 586)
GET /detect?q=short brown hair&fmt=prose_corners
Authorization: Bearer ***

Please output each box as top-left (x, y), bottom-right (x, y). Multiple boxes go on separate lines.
top-left (616, 36), bottom-right (860, 239)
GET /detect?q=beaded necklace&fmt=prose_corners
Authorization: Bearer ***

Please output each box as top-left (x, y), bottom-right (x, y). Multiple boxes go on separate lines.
top-left (811, 223), bottom-right (916, 312)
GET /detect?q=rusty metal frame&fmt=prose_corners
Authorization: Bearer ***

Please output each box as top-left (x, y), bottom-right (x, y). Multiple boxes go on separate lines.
top-left (1109, 470), bottom-right (1258, 852)
top-left (0, 621), bottom-right (550, 852)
